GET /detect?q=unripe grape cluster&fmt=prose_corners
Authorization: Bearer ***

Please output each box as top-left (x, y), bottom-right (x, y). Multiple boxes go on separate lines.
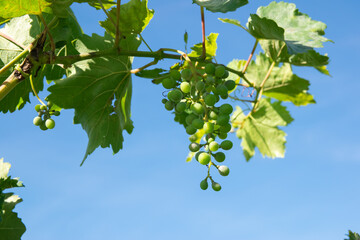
top-left (33, 101), bottom-right (60, 131)
top-left (161, 62), bottom-right (235, 191)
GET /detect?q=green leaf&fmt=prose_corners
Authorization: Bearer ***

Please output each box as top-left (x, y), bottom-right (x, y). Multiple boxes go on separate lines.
top-left (48, 33), bottom-right (141, 163)
top-left (346, 231), bottom-right (360, 240)
top-left (0, 0), bottom-right (51, 19)
top-left (232, 98), bottom-right (293, 161)
top-left (245, 53), bottom-right (315, 106)
top-left (0, 193), bottom-right (26, 240)
top-left (247, 14), bottom-right (284, 41)
top-left (0, 159), bottom-right (24, 191)
top-left (135, 68), bottom-right (167, 79)
top-left (189, 33), bottom-right (218, 60)
top-left (100, 0), bottom-right (154, 36)
top-left (193, 0), bottom-right (248, 13)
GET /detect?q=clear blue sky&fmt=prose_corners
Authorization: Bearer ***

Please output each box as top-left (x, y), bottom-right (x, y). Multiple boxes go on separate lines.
top-left (1, 0), bottom-right (360, 239)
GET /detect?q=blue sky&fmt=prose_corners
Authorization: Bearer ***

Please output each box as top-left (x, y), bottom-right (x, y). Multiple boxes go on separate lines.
top-left (1, 0), bottom-right (360, 239)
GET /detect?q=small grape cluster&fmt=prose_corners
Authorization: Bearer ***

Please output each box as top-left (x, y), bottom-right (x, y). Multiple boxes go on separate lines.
top-left (161, 62), bottom-right (235, 191)
top-left (33, 101), bottom-right (60, 131)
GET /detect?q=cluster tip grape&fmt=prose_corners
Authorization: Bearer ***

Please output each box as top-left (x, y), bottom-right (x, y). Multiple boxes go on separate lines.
top-left (161, 62), bottom-right (235, 191)
top-left (33, 101), bottom-right (60, 131)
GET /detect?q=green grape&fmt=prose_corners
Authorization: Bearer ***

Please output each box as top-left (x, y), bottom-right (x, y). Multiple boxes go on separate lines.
top-left (161, 98), bottom-right (168, 104)
top-left (209, 141), bottom-right (219, 152)
top-left (198, 152), bottom-right (211, 165)
top-left (215, 84), bottom-right (228, 96)
top-left (180, 82), bottom-right (191, 93)
top-left (181, 69), bottom-right (192, 81)
top-left (224, 80), bottom-right (236, 91)
top-left (214, 152), bottom-right (226, 162)
top-left (168, 89), bottom-right (183, 103)
top-left (162, 78), bottom-right (176, 89)
top-left (205, 63), bottom-right (216, 75)
top-left (189, 134), bottom-right (197, 142)
top-left (196, 81), bottom-right (205, 92)
top-left (205, 134), bottom-right (215, 142)
top-left (33, 116), bottom-right (42, 126)
top-left (204, 94), bottom-right (216, 106)
top-left (175, 102), bottom-right (187, 113)
top-left (53, 111), bottom-right (60, 116)
top-left (174, 115), bottom-right (180, 122)
top-left (207, 137), bottom-right (214, 143)
top-left (219, 104), bottom-right (233, 115)
top-left (218, 165), bottom-right (230, 176)
top-left (206, 75), bottom-right (215, 84)
top-left (223, 70), bottom-right (229, 79)
top-left (218, 132), bottom-right (227, 139)
top-left (212, 182), bottom-right (221, 191)
top-left (209, 111), bottom-right (218, 120)
top-left (39, 122), bottom-right (48, 131)
top-left (192, 118), bottom-right (204, 129)
top-left (215, 65), bottom-right (226, 78)
top-left (216, 114), bottom-right (230, 126)
top-left (200, 178), bottom-right (209, 190)
top-left (165, 101), bottom-right (174, 111)
top-left (220, 140), bottom-right (233, 150)
top-left (203, 122), bottom-right (214, 134)
top-left (191, 102), bottom-right (204, 115)
top-left (185, 114), bottom-right (197, 125)
top-left (35, 104), bottom-right (41, 112)
top-left (219, 123), bottom-right (232, 133)
top-left (40, 105), bottom-right (47, 111)
top-left (186, 125), bottom-right (197, 135)
top-left (47, 101), bottom-right (53, 108)
top-left (170, 70), bottom-right (181, 80)
top-left (45, 118), bottom-right (55, 129)
top-left (220, 94), bottom-right (228, 100)
top-left (189, 142), bottom-right (200, 152)
top-left (195, 151), bottom-right (204, 161)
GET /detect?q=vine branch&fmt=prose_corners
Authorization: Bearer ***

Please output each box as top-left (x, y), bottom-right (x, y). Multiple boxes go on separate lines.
top-left (0, 32), bottom-right (25, 49)
top-left (200, 6), bottom-right (206, 59)
top-left (242, 39), bottom-right (258, 73)
top-left (114, 0), bottom-right (121, 48)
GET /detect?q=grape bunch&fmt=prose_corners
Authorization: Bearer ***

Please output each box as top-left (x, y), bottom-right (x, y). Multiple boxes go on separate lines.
top-left (161, 62), bottom-right (236, 191)
top-left (33, 101), bottom-right (60, 131)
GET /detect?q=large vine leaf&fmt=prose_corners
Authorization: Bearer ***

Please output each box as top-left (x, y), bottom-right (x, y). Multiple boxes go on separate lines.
top-left (48, 33), bottom-right (141, 163)
top-left (193, 0), bottom-right (248, 13)
top-left (232, 98), bottom-right (293, 161)
top-left (100, 0), bottom-right (154, 36)
top-left (189, 33), bottom-right (218, 60)
top-left (245, 53), bottom-right (315, 106)
top-left (0, 159), bottom-right (23, 192)
top-left (0, 10), bottom-right (82, 113)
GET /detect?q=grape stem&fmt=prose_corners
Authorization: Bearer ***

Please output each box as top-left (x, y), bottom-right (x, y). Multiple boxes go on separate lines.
top-left (200, 6), bottom-right (206, 59)
top-left (242, 40), bottom-right (258, 73)
top-left (114, 0), bottom-right (122, 49)
top-left (97, 0), bottom-right (116, 27)
top-left (29, 74), bottom-right (46, 106)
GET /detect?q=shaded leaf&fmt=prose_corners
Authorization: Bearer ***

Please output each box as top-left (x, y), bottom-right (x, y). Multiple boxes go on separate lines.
top-left (48, 33), bottom-right (141, 163)
top-left (247, 14), bottom-right (284, 41)
top-left (346, 231), bottom-right (360, 240)
top-left (232, 98), bottom-right (293, 160)
top-left (135, 68), bottom-right (167, 79)
top-left (100, 0), bottom-right (154, 36)
top-left (193, 0), bottom-right (248, 13)
top-left (0, 159), bottom-right (24, 191)
top-left (189, 33), bottom-right (218, 60)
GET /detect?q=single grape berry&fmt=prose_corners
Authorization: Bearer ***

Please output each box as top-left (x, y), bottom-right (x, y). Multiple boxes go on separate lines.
top-left (33, 116), bottom-right (42, 126)
top-left (162, 78), bottom-right (176, 89)
top-left (218, 132), bottom-right (227, 139)
top-left (181, 69), bottom-right (192, 81)
top-left (47, 101), bottom-right (53, 108)
top-left (39, 122), bottom-right (48, 131)
top-left (180, 82), bottom-right (191, 93)
top-left (186, 125), bottom-right (197, 135)
top-left (207, 137), bottom-right (214, 143)
top-left (209, 111), bottom-right (218, 120)
top-left (206, 76), bottom-right (215, 84)
top-left (185, 114), bottom-right (197, 125)
top-left (204, 94), bottom-right (216, 106)
top-left (191, 102), bottom-right (204, 115)
top-left (53, 111), bottom-right (60, 116)
top-left (224, 80), bottom-right (236, 91)
top-left (209, 141), bottom-right (219, 152)
top-left (45, 118), bottom-right (55, 129)
top-left (192, 118), bottom-right (204, 129)
top-left (165, 101), bottom-right (174, 111)
top-left (168, 89), bottom-right (183, 103)
top-left (170, 70), bottom-right (181, 80)
top-left (203, 122), bottom-right (214, 134)
top-left (212, 182), bottom-right (221, 191)
top-left (195, 151), bottom-right (204, 161)
top-left (215, 84), bottom-right (228, 96)
top-left (196, 81), bottom-right (205, 92)
top-left (161, 98), bottom-right (168, 104)
top-left (200, 179), bottom-right (209, 190)
top-left (175, 102), bottom-right (186, 113)
top-left (198, 152), bottom-right (211, 165)
top-left (215, 65), bottom-right (226, 78)
top-left (189, 134), bottom-right (197, 142)
top-left (35, 104), bottom-right (41, 112)
top-left (216, 114), bottom-right (230, 126)
top-left (205, 63), bottom-right (216, 75)
top-left (218, 165), bottom-right (230, 176)
top-left (219, 123), bottom-right (232, 133)
top-left (40, 105), bottom-right (47, 111)
top-left (220, 140), bottom-right (233, 150)
top-left (219, 104), bottom-right (233, 115)
top-left (189, 142), bottom-right (200, 152)
top-left (214, 152), bottom-right (226, 162)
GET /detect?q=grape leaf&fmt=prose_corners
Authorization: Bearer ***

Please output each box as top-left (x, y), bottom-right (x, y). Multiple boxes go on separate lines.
top-left (189, 33), bottom-right (218, 60)
top-left (193, 0), bottom-right (248, 13)
top-left (0, 193), bottom-right (26, 240)
top-left (100, 0), bottom-right (154, 36)
top-left (245, 53), bottom-right (315, 106)
top-left (48, 33), bottom-right (141, 164)
top-left (347, 231), bottom-right (360, 240)
top-left (135, 68), bottom-right (167, 79)
top-left (232, 98), bottom-right (293, 161)
top-left (0, 158), bottom-right (24, 192)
